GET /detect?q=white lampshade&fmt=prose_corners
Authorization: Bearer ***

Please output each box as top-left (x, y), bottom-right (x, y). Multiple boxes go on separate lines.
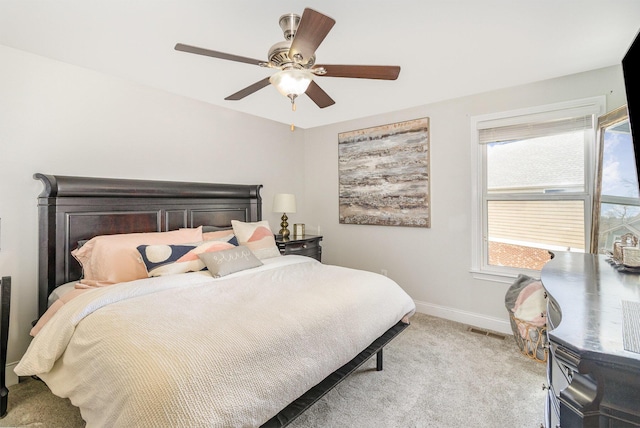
top-left (269, 69), bottom-right (313, 97)
top-left (273, 193), bottom-right (297, 213)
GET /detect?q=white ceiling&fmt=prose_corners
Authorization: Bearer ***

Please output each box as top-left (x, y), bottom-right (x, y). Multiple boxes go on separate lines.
top-left (1, 1), bottom-right (639, 129)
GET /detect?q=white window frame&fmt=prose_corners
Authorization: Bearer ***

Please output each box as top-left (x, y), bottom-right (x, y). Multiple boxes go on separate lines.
top-left (470, 96), bottom-right (606, 282)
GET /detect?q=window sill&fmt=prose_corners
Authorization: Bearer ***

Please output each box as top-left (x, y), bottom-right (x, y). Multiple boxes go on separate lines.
top-left (470, 268), bottom-right (540, 284)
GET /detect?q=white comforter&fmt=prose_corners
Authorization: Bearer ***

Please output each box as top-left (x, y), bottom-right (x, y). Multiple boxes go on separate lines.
top-left (15, 256), bottom-right (415, 427)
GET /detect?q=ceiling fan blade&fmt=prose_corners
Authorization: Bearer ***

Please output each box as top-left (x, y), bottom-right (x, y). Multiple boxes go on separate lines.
top-left (225, 77), bottom-right (272, 101)
top-left (316, 64), bottom-right (401, 80)
top-left (288, 8), bottom-right (335, 63)
top-left (175, 43), bottom-right (264, 66)
top-left (305, 81), bottom-right (335, 108)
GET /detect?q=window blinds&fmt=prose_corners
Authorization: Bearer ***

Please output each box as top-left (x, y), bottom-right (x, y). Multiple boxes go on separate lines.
top-left (479, 115), bottom-right (593, 144)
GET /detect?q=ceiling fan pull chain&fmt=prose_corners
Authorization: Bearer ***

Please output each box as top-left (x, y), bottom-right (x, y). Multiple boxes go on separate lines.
top-left (288, 94), bottom-right (297, 111)
top-left (290, 98), bottom-right (297, 132)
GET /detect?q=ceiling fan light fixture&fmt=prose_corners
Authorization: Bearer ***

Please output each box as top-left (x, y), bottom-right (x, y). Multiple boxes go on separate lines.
top-left (176, 8), bottom-right (398, 113)
top-left (269, 69), bottom-right (314, 98)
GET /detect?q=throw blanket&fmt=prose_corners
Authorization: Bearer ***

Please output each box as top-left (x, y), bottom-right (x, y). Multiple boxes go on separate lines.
top-left (16, 256), bottom-right (415, 427)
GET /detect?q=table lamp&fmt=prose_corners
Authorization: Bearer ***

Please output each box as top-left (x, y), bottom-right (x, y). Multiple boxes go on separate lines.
top-left (273, 193), bottom-right (296, 238)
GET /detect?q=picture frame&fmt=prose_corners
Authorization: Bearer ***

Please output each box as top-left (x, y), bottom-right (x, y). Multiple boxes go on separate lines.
top-left (293, 223), bottom-right (305, 237)
top-left (338, 117), bottom-right (430, 227)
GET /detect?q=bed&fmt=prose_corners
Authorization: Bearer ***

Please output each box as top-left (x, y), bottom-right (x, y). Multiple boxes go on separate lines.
top-left (15, 173), bottom-right (416, 427)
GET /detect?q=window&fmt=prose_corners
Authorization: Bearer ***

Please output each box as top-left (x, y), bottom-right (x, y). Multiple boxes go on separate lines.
top-left (593, 107), bottom-right (640, 253)
top-left (471, 97), bottom-right (605, 280)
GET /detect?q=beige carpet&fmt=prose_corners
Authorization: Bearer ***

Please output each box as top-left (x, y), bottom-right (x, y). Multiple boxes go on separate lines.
top-left (0, 313), bottom-right (546, 427)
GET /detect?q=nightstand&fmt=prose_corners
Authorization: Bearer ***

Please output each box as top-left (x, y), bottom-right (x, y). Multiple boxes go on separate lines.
top-left (275, 235), bottom-right (322, 262)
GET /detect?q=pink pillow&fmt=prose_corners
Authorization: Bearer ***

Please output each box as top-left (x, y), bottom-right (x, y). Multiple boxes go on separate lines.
top-left (202, 229), bottom-right (235, 242)
top-left (72, 227), bottom-right (203, 286)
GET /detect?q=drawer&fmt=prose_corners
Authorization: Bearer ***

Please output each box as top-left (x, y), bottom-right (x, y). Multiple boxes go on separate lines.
top-left (284, 240), bottom-right (319, 253)
top-left (547, 345), bottom-right (563, 427)
top-left (546, 389), bottom-right (560, 428)
top-left (546, 293), bottom-right (561, 331)
top-left (549, 343), bottom-right (572, 392)
top-left (288, 247), bottom-right (321, 260)
top-left (275, 235), bottom-right (323, 262)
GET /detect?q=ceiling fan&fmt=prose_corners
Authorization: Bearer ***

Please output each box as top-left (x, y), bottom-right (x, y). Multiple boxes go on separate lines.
top-left (174, 8), bottom-right (401, 112)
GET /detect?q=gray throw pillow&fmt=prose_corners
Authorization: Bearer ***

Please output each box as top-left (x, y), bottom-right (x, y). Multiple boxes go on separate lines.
top-left (198, 246), bottom-right (263, 278)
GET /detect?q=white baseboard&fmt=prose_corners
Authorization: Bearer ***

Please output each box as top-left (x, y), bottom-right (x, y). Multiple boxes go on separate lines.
top-left (414, 299), bottom-right (513, 336)
top-left (4, 362), bottom-right (19, 387)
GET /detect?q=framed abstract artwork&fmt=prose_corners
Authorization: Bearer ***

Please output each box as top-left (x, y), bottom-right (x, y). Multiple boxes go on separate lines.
top-left (338, 117), bottom-right (430, 227)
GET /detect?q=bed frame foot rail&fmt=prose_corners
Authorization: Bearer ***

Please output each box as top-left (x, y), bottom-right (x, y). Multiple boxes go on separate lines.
top-left (261, 319), bottom-right (410, 428)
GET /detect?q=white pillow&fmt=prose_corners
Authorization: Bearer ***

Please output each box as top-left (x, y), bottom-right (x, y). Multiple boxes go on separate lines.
top-left (231, 220), bottom-right (281, 259)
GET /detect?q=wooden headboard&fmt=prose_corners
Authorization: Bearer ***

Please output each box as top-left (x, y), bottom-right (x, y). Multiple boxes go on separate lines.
top-left (34, 173), bottom-right (262, 317)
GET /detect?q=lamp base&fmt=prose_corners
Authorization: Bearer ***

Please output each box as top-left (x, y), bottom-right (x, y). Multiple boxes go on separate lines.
top-left (279, 213), bottom-right (290, 239)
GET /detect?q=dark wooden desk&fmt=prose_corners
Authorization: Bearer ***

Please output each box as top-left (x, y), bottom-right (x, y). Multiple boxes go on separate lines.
top-left (542, 252), bottom-right (640, 427)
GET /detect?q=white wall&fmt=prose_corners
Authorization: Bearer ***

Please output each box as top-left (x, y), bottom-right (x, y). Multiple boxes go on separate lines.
top-left (0, 41), bottom-right (631, 384)
top-left (0, 45), bottom-right (305, 379)
top-left (302, 65), bottom-right (628, 333)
